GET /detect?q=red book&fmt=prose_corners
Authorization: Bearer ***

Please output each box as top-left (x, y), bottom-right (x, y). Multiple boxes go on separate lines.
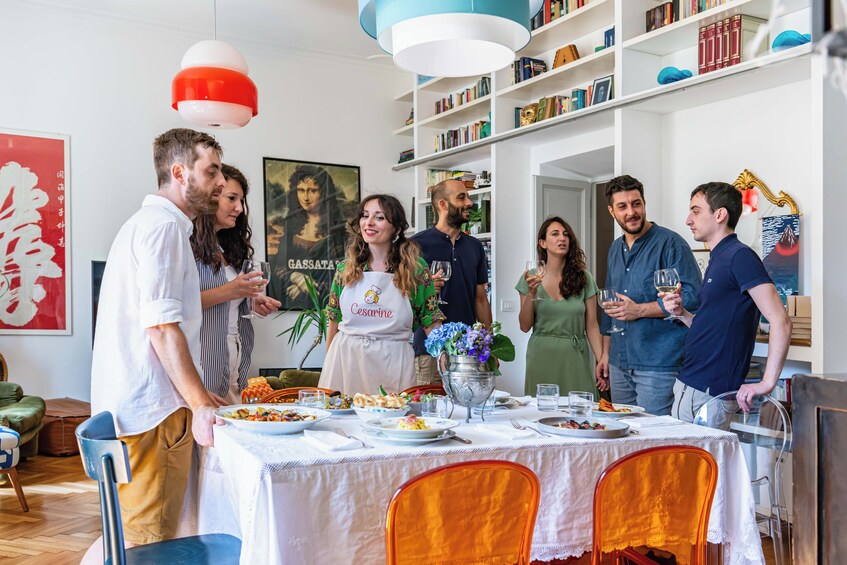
top-left (544, 0), bottom-right (551, 25)
top-left (705, 23), bottom-right (717, 73)
top-left (729, 14), bottom-right (742, 66)
top-left (722, 17), bottom-right (731, 67)
top-left (698, 25), bottom-right (707, 75)
top-left (715, 20), bottom-right (724, 69)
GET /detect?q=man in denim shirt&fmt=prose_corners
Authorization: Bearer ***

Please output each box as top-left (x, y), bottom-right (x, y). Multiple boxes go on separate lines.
top-left (598, 175), bottom-right (702, 415)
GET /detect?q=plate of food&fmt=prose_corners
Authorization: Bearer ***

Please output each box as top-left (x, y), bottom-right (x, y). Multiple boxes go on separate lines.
top-left (536, 416), bottom-right (630, 439)
top-left (352, 391), bottom-right (410, 420)
top-left (363, 428), bottom-right (458, 446)
top-left (363, 414), bottom-right (460, 439)
top-left (593, 398), bottom-right (646, 418)
top-left (322, 394), bottom-right (355, 415)
top-left (217, 404), bottom-right (331, 435)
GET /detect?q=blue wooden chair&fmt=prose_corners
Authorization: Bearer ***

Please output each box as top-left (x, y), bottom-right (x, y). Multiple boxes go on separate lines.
top-left (0, 425), bottom-right (28, 511)
top-left (75, 412), bottom-right (241, 564)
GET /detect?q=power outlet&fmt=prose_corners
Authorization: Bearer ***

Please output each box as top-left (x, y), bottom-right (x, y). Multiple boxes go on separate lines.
top-left (501, 299), bottom-right (515, 312)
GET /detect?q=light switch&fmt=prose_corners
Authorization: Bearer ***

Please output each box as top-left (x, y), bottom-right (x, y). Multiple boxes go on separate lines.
top-left (501, 299), bottom-right (515, 312)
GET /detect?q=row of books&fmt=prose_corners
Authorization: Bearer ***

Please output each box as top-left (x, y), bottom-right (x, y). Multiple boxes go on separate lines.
top-left (698, 15), bottom-right (765, 75)
top-left (531, 0), bottom-right (588, 31)
top-left (434, 77), bottom-right (492, 115)
top-left (433, 120), bottom-right (491, 152)
top-left (398, 148), bottom-right (414, 164)
top-left (647, 0), bottom-right (737, 33)
top-left (515, 79), bottom-right (611, 127)
top-left (425, 169), bottom-right (476, 193)
top-left (511, 57), bottom-right (547, 85)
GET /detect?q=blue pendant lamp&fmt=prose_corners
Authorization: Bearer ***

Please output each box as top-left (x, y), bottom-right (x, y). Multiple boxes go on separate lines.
top-left (359, 0), bottom-right (544, 77)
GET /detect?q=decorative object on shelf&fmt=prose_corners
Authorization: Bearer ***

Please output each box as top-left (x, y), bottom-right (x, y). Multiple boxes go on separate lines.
top-left (0, 129), bottom-right (71, 335)
top-left (263, 158), bottom-right (360, 310)
top-left (591, 75), bottom-right (613, 106)
top-left (426, 322), bottom-right (515, 422)
top-left (772, 30), bottom-right (811, 51)
top-left (405, 108), bottom-right (414, 126)
top-left (357, 0), bottom-right (544, 77)
top-left (657, 66), bottom-right (693, 85)
top-left (171, 0), bottom-right (258, 129)
top-left (733, 169), bottom-right (799, 215)
top-left (520, 102), bottom-right (539, 127)
top-left (552, 44), bottom-right (580, 69)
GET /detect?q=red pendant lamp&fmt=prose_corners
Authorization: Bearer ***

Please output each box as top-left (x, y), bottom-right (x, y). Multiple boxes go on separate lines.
top-left (171, 2), bottom-right (258, 129)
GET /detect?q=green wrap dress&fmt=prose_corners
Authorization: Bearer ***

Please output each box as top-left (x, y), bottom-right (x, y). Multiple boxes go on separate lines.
top-left (516, 271), bottom-right (599, 397)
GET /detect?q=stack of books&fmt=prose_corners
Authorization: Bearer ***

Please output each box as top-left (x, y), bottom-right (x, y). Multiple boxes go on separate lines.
top-left (398, 149), bottom-right (414, 164)
top-left (698, 15), bottom-right (766, 75)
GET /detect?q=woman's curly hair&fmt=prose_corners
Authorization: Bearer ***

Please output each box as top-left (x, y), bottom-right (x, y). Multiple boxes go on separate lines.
top-left (537, 216), bottom-right (586, 299)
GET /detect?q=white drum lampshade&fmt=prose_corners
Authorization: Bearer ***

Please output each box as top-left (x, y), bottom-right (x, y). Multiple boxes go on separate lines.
top-left (171, 40), bottom-right (258, 129)
top-left (358, 0), bottom-right (544, 77)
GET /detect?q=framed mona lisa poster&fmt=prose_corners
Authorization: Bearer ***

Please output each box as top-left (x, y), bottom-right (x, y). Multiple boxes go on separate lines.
top-left (263, 158), bottom-right (360, 309)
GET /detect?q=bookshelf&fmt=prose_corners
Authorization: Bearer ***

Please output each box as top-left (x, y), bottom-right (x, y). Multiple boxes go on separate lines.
top-left (389, 0), bottom-right (842, 382)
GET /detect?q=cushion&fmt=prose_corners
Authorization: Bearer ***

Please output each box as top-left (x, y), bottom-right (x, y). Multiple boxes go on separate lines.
top-left (0, 382), bottom-right (23, 408)
top-left (278, 369), bottom-right (321, 389)
top-left (0, 395), bottom-right (46, 434)
top-left (39, 397), bottom-right (91, 456)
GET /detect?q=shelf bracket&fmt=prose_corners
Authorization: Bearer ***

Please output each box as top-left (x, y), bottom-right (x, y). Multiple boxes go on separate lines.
top-left (733, 169), bottom-right (800, 215)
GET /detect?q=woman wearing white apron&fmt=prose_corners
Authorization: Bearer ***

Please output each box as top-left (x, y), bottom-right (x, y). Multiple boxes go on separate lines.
top-left (319, 194), bottom-right (444, 394)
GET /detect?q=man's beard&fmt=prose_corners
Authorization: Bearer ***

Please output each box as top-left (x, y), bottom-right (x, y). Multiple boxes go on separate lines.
top-left (616, 215), bottom-right (644, 235)
top-left (185, 175), bottom-right (218, 216)
top-left (445, 203), bottom-right (467, 229)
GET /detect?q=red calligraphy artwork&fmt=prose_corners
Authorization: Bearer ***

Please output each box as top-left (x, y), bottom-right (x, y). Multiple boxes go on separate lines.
top-left (0, 129), bottom-right (71, 334)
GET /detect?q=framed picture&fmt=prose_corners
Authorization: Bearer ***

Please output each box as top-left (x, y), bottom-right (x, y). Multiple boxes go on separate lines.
top-left (692, 248), bottom-right (710, 278)
top-left (0, 128), bottom-right (71, 334)
top-left (591, 75), bottom-right (613, 106)
top-left (264, 158), bottom-right (360, 310)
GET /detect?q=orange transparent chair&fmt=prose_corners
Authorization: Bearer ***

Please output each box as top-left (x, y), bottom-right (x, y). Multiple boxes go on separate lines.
top-left (400, 384), bottom-right (446, 396)
top-left (592, 446), bottom-right (718, 565)
top-left (385, 460), bottom-right (540, 565)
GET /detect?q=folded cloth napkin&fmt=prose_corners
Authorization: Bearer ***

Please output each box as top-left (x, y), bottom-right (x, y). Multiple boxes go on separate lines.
top-left (619, 415), bottom-right (686, 429)
top-left (475, 424), bottom-right (536, 439)
top-left (302, 429), bottom-right (361, 451)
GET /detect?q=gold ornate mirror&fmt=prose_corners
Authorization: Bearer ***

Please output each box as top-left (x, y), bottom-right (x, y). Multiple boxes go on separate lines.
top-left (733, 169), bottom-right (800, 215)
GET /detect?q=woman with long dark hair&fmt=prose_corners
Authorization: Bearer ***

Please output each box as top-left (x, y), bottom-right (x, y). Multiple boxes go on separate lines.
top-left (516, 216), bottom-right (608, 397)
top-left (318, 194), bottom-right (444, 393)
top-left (191, 164), bottom-right (281, 403)
top-left (270, 164), bottom-right (346, 308)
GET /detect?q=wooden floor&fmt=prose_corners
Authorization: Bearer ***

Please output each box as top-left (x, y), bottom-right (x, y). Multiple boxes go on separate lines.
top-left (0, 454), bottom-right (781, 565)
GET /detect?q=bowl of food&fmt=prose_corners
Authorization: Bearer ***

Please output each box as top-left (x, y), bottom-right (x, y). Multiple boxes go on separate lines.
top-left (217, 404), bottom-right (330, 435)
top-left (322, 394), bottom-right (355, 415)
top-left (352, 392), bottom-right (410, 420)
top-left (536, 416), bottom-right (630, 439)
top-left (363, 414), bottom-right (459, 439)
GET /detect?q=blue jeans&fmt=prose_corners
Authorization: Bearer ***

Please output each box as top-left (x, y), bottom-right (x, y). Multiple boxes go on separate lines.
top-left (609, 365), bottom-right (677, 416)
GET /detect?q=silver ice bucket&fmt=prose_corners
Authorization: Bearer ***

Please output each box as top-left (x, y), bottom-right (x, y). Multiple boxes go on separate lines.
top-left (437, 354), bottom-right (496, 423)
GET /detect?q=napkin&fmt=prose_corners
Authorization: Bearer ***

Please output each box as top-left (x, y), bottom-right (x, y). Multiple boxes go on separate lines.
top-left (302, 429), bottom-right (362, 451)
top-left (619, 416), bottom-right (686, 429)
top-left (475, 424), bottom-right (536, 439)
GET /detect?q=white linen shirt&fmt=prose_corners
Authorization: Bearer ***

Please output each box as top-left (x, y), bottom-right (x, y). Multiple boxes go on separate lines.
top-left (91, 195), bottom-right (202, 437)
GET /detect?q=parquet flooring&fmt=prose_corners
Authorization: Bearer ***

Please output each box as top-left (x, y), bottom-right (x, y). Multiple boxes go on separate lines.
top-left (0, 454), bottom-right (783, 565)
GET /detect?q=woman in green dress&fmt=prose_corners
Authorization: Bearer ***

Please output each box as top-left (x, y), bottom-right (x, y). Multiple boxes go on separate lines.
top-left (517, 216), bottom-right (609, 397)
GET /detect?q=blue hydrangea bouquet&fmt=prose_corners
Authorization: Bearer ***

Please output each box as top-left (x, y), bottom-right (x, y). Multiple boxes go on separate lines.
top-left (425, 321), bottom-right (515, 373)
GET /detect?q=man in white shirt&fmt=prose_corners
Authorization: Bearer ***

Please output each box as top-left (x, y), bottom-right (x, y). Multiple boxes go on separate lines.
top-left (87, 128), bottom-right (226, 558)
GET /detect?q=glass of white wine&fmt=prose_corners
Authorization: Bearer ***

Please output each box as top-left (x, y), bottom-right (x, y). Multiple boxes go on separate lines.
top-left (431, 260), bottom-right (451, 305)
top-left (526, 260), bottom-right (546, 301)
top-left (599, 288), bottom-right (624, 333)
top-left (654, 268), bottom-right (681, 321)
top-left (241, 260), bottom-right (271, 319)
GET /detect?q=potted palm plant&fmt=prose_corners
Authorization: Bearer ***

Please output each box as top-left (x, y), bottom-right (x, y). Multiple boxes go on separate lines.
top-left (277, 275), bottom-right (328, 370)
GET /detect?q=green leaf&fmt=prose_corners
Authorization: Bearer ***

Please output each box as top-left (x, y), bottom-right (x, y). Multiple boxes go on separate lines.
top-left (490, 334), bottom-right (515, 362)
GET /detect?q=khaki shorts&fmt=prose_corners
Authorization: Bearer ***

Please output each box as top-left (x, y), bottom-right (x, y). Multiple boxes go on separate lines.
top-left (414, 355), bottom-right (442, 386)
top-left (671, 379), bottom-right (714, 424)
top-left (118, 407), bottom-right (194, 544)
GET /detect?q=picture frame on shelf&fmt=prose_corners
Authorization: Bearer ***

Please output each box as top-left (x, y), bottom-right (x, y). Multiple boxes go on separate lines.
top-left (0, 128), bottom-right (71, 335)
top-left (263, 158), bottom-right (360, 310)
top-left (591, 75), bottom-right (614, 106)
top-left (692, 248), bottom-right (711, 278)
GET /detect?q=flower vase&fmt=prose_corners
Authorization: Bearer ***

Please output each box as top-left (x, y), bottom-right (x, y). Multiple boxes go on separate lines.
top-left (437, 354), bottom-right (496, 423)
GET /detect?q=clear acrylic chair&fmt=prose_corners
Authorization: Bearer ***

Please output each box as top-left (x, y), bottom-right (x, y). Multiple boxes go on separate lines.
top-left (694, 391), bottom-right (792, 565)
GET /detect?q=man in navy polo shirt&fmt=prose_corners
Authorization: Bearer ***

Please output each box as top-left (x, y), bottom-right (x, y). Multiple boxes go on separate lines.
top-left (412, 179), bottom-right (492, 384)
top-left (663, 182), bottom-right (792, 422)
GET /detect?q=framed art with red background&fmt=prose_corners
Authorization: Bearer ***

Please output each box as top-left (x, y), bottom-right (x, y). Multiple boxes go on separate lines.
top-left (0, 128), bottom-right (71, 334)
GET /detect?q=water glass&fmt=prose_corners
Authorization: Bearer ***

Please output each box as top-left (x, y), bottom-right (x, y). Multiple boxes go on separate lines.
top-left (298, 389), bottom-right (325, 409)
top-left (536, 384), bottom-right (560, 412)
top-left (568, 391), bottom-right (593, 419)
top-left (422, 396), bottom-right (451, 418)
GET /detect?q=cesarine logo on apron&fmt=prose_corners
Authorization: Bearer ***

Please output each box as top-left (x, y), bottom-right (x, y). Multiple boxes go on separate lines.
top-left (351, 285), bottom-right (394, 318)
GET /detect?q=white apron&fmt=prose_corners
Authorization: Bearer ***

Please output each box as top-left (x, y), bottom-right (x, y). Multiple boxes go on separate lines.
top-left (319, 271), bottom-right (416, 394)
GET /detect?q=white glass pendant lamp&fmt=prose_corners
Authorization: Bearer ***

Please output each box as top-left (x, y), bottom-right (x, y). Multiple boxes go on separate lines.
top-left (358, 0), bottom-right (544, 77)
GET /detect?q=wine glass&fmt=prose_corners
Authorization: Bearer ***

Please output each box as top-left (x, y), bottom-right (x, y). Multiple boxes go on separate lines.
top-left (599, 288), bottom-right (624, 333)
top-left (241, 260), bottom-right (271, 319)
top-left (654, 268), bottom-right (681, 321)
top-left (526, 260), bottom-right (546, 301)
top-left (430, 260), bottom-right (451, 305)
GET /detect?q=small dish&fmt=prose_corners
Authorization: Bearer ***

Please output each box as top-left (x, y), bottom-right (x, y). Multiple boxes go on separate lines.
top-left (363, 428), bottom-right (457, 446)
top-left (363, 416), bottom-right (459, 439)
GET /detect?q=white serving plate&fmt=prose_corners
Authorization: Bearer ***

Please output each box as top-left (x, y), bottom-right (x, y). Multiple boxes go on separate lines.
top-left (591, 403), bottom-right (646, 418)
top-left (536, 416), bottom-right (630, 439)
top-left (363, 416), bottom-right (460, 439)
top-left (363, 428), bottom-right (457, 446)
top-left (217, 404), bottom-right (331, 435)
top-left (353, 405), bottom-right (410, 420)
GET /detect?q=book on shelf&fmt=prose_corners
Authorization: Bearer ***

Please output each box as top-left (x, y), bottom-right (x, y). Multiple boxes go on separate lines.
top-left (533, 0), bottom-right (586, 30)
top-left (425, 169), bottom-right (482, 194)
top-left (434, 76), bottom-right (491, 115)
top-left (398, 148), bottom-right (414, 164)
top-left (424, 204), bottom-right (435, 228)
top-left (645, 1), bottom-right (679, 33)
top-left (553, 44), bottom-right (580, 69)
top-left (604, 27), bottom-right (615, 48)
top-left (697, 15), bottom-right (767, 75)
top-left (512, 57), bottom-right (547, 84)
top-left (433, 118), bottom-right (490, 152)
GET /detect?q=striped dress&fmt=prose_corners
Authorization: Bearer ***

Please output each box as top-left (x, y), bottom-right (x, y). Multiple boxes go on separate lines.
top-left (196, 260), bottom-right (255, 398)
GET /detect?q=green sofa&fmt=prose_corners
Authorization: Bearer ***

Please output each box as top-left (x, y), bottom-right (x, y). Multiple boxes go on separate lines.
top-left (0, 382), bottom-right (46, 459)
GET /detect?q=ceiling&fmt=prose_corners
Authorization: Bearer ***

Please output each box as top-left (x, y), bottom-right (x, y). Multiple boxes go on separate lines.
top-left (31, 0), bottom-right (395, 65)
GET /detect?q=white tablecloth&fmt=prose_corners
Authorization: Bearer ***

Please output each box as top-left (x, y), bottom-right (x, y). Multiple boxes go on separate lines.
top-left (179, 404), bottom-right (764, 565)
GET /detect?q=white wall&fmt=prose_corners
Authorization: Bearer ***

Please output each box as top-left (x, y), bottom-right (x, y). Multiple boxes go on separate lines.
top-left (0, 2), bottom-right (409, 400)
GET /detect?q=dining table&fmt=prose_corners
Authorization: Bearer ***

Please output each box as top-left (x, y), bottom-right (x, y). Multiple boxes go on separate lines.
top-left (178, 400), bottom-right (765, 565)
